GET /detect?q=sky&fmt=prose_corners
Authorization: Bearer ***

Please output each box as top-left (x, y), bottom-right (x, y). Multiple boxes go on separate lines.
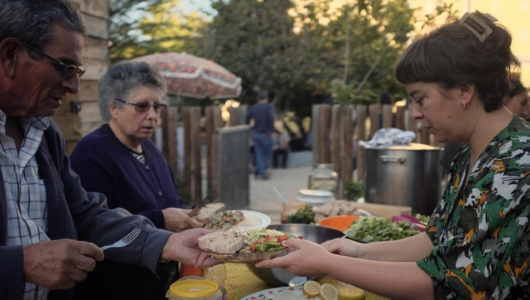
top-left (180, 0), bottom-right (214, 15)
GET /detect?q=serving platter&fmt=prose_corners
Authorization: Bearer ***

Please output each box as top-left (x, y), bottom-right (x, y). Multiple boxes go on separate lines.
top-left (199, 247), bottom-right (289, 264)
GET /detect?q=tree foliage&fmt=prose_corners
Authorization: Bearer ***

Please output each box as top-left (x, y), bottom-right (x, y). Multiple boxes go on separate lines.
top-left (108, 0), bottom-right (207, 63)
top-left (199, 0), bottom-right (457, 133)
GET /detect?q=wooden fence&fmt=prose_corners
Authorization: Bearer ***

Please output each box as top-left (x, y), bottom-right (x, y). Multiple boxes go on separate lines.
top-left (160, 105), bottom-right (248, 207)
top-left (159, 103), bottom-right (435, 206)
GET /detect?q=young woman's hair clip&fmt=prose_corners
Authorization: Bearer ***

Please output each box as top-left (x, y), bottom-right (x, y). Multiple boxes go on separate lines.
top-left (459, 11), bottom-right (497, 43)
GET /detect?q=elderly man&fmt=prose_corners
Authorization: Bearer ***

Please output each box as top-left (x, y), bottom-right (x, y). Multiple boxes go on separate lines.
top-left (0, 1), bottom-right (217, 299)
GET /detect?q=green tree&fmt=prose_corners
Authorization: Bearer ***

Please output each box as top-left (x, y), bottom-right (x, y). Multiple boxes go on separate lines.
top-left (202, 0), bottom-right (457, 121)
top-left (108, 0), bottom-right (207, 63)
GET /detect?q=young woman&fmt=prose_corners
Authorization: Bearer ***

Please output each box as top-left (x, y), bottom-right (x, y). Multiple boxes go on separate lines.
top-left (257, 12), bottom-right (530, 299)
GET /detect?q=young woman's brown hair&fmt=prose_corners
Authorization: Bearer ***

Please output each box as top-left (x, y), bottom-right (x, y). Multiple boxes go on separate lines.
top-left (396, 12), bottom-right (520, 112)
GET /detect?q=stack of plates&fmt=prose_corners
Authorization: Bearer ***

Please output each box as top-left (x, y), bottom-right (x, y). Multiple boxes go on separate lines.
top-left (296, 189), bottom-right (335, 205)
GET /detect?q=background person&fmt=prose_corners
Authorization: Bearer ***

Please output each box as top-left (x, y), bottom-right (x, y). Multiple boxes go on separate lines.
top-left (70, 61), bottom-right (203, 299)
top-left (257, 12), bottom-right (530, 299)
top-left (246, 90), bottom-right (274, 179)
top-left (272, 121), bottom-right (290, 168)
top-left (0, 1), bottom-right (217, 299)
top-left (503, 78), bottom-right (528, 119)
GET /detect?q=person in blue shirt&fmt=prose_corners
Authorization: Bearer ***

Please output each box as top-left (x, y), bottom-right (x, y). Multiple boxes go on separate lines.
top-left (246, 90), bottom-right (275, 179)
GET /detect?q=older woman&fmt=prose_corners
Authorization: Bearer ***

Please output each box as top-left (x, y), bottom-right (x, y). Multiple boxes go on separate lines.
top-left (70, 61), bottom-right (202, 299)
top-left (504, 78), bottom-right (528, 119)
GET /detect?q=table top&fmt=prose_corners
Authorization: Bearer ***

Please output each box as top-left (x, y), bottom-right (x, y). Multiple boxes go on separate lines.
top-left (224, 263), bottom-right (388, 300)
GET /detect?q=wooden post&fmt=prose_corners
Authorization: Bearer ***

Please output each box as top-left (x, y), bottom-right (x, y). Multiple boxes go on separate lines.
top-left (369, 104), bottom-right (380, 138)
top-left (183, 108), bottom-right (192, 200)
top-left (205, 106), bottom-right (215, 194)
top-left (211, 131), bottom-right (220, 195)
top-left (341, 105), bottom-right (354, 199)
top-left (395, 105), bottom-right (406, 130)
top-left (381, 104), bottom-right (393, 128)
top-left (312, 105), bottom-right (321, 165)
top-left (190, 107), bottom-right (202, 205)
top-left (228, 107), bottom-right (239, 127)
top-left (319, 105), bottom-right (331, 164)
top-left (331, 105), bottom-right (341, 175)
top-left (161, 107), bottom-right (179, 177)
top-left (355, 105), bottom-right (367, 182)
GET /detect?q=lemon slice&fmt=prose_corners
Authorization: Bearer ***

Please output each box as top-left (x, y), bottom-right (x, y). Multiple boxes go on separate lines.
top-left (303, 280), bottom-right (321, 298)
top-left (320, 283), bottom-right (338, 300)
top-left (338, 284), bottom-right (365, 300)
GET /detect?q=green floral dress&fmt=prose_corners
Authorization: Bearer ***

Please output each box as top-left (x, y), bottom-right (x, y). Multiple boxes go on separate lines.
top-left (417, 116), bottom-right (530, 300)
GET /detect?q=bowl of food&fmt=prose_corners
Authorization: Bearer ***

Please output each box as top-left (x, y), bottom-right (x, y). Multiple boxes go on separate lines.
top-left (319, 215), bottom-right (360, 232)
top-left (246, 224), bottom-right (343, 286)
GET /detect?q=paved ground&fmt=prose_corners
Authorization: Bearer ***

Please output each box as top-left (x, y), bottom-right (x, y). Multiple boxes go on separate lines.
top-left (247, 166), bottom-right (312, 224)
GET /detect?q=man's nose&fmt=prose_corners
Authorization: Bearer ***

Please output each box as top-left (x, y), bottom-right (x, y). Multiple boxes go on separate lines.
top-left (62, 74), bottom-right (80, 94)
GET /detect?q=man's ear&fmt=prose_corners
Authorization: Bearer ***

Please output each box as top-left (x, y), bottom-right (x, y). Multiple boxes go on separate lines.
top-left (0, 38), bottom-right (22, 78)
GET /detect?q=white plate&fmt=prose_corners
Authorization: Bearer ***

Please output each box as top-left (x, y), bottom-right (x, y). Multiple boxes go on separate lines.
top-left (298, 189), bottom-right (334, 197)
top-left (296, 190), bottom-right (335, 206)
top-left (230, 210), bottom-right (271, 232)
top-left (242, 286), bottom-right (322, 300)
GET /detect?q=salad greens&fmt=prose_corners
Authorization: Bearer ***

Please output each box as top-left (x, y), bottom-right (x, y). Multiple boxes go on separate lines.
top-left (246, 228), bottom-right (291, 252)
top-left (346, 216), bottom-right (421, 242)
top-left (285, 205), bottom-right (315, 224)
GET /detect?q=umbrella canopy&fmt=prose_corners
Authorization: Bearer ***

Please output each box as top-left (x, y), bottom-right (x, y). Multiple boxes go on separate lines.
top-left (132, 52), bottom-right (242, 99)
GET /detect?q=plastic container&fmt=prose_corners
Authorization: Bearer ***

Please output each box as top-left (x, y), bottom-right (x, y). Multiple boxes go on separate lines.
top-left (179, 263), bottom-right (204, 279)
top-left (203, 265), bottom-right (227, 296)
top-left (308, 164), bottom-right (338, 196)
top-left (168, 279), bottom-right (222, 300)
top-left (319, 215), bottom-right (360, 232)
top-left (280, 201), bottom-right (307, 223)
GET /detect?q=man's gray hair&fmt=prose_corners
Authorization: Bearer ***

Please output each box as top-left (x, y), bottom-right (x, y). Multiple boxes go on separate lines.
top-left (0, 0), bottom-right (86, 54)
top-left (99, 61), bottom-right (168, 122)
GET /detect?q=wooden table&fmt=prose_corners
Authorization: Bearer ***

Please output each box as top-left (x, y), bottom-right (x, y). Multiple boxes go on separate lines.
top-left (223, 263), bottom-right (388, 300)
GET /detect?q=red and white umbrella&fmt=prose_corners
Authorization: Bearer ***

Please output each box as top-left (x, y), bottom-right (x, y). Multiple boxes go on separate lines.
top-left (132, 52), bottom-right (242, 99)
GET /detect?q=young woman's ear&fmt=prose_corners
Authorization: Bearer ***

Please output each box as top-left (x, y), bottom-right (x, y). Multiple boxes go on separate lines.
top-left (456, 83), bottom-right (475, 107)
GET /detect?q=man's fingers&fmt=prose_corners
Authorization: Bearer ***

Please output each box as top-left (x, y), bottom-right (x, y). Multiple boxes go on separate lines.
top-left (72, 253), bottom-right (98, 272)
top-left (67, 267), bottom-right (89, 282)
top-left (76, 241), bottom-right (104, 261)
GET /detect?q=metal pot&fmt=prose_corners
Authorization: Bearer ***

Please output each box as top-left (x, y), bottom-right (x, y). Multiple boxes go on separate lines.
top-left (364, 143), bottom-right (443, 215)
top-left (246, 224), bottom-right (343, 286)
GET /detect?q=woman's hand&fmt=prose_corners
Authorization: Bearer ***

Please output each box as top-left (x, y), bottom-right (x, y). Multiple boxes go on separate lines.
top-left (321, 238), bottom-right (366, 258)
top-left (255, 239), bottom-right (332, 277)
top-left (162, 208), bottom-right (203, 232)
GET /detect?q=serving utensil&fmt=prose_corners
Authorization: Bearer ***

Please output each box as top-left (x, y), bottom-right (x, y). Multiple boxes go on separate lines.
top-left (188, 189), bottom-right (219, 217)
top-left (101, 228), bottom-right (142, 251)
top-left (272, 187), bottom-right (289, 205)
top-left (288, 276), bottom-right (307, 287)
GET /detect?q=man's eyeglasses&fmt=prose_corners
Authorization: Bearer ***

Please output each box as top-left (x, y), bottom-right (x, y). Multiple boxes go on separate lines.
top-left (21, 42), bottom-right (85, 79)
top-left (114, 98), bottom-right (167, 114)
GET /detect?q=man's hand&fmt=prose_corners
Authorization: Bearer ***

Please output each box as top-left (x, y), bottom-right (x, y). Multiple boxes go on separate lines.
top-left (23, 239), bottom-right (104, 289)
top-left (160, 228), bottom-right (220, 268)
top-left (162, 208), bottom-right (203, 232)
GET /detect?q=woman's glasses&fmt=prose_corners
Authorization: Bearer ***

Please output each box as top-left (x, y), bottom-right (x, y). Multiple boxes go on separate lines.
top-left (21, 42), bottom-right (85, 79)
top-left (114, 98), bottom-right (167, 114)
